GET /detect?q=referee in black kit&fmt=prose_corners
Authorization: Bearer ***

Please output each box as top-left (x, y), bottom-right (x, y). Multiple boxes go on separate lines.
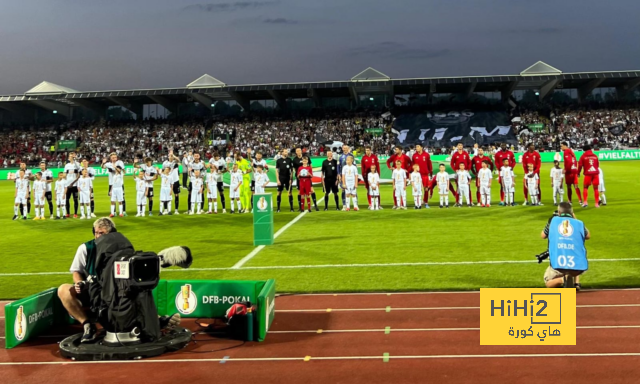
top-left (276, 148), bottom-right (294, 212)
top-left (321, 150), bottom-right (340, 210)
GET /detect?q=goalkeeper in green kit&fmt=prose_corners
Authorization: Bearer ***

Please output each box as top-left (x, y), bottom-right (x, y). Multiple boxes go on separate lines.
top-left (235, 151), bottom-right (252, 213)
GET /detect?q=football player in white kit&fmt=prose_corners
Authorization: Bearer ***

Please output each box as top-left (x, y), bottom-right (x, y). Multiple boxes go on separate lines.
top-left (15, 163), bottom-right (33, 217)
top-left (159, 167), bottom-right (173, 215)
top-left (80, 159), bottom-right (97, 218)
top-left (187, 153), bottom-right (206, 214)
top-left (499, 158), bottom-right (516, 206)
top-left (251, 151), bottom-right (269, 211)
top-left (254, 165), bottom-right (270, 195)
top-left (229, 163), bottom-right (243, 213)
top-left (163, 149), bottom-right (182, 214)
top-left (598, 167), bottom-right (607, 206)
top-left (32, 172), bottom-right (47, 220)
top-left (102, 153), bottom-right (127, 216)
top-left (410, 164), bottom-right (423, 209)
top-left (550, 160), bottom-right (565, 205)
top-left (341, 155), bottom-right (359, 211)
top-left (477, 160), bottom-right (493, 207)
top-left (14, 169), bottom-right (30, 220)
top-left (525, 163), bottom-right (540, 206)
top-left (134, 157), bottom-right (159, 216)
top-left (205, 165), bottom-right (219, 214)
top-left (64, 153), bottom-right (82, 218)
top-left (392, 160), bottom-right (407, 210)
top-left (209, 152), bottom-right (227, 213)
top-left (456, 163), bottom-right (472, 207)
top-left (109, 167), bottom-right (125, 217)
top-left (189, 169), bottom-right (204, 215)
top-left (435, 164), bottom-right (450, 208)
top-left (77, 169), bottom-right (93, 219)
top-left (54, 172), bottom-right (67, 219)
top-left (134, 171), bottom-right (148, 217)
top-left (38, 161), bottom-right (54, 218)
top-left (367, 165), bottom-right (380, 210)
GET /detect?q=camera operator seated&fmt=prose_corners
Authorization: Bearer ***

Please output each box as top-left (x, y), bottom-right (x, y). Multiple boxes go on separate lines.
top-left (58, 217), bottom-right (182, 344)
top-left (540, 202), bottom-right (591, 289)
top-left (57, 217), bottom-right (115, 343)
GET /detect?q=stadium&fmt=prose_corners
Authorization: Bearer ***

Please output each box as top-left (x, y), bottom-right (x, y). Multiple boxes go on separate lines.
top-left (2, 4), bottom-right (640, 383)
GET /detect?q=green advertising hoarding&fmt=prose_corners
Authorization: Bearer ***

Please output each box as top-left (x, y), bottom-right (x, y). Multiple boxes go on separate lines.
top-left (253, 193), bottom-right (274, 246)
top-left (527, 123), bottom-right (545, 133)
top-left (57, 140), bottom-right (77, 150)
top-left (365, 128), bottom-right (384, 136)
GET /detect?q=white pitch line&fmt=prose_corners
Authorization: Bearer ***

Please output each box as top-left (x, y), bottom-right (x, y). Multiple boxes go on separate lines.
top-left (4, 257), bottom-right (638, 277)
top-left (3, 352), bottom-right (640, 366)
top-left (231, 197), bottom-right (324, 269)
top-left (275, 304), bottom-right (640, 313)
top-left (268, 325), bottom-right (640, 334)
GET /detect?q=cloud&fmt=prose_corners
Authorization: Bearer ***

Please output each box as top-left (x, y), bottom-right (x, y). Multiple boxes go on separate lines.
top-left (263, 17), bottom-right (297, 25)
top-left (183, 2), bottom-right (278, 13)
top-left (348, 42), bottom-right (450, 60)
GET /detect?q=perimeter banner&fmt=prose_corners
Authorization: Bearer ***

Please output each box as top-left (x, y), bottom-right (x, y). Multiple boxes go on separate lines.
top-left (480, 288), bottom-right (576, 345)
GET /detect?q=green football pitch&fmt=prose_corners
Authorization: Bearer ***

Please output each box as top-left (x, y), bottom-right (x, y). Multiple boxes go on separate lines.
top-left (1, 161), bottom-right (639, 299)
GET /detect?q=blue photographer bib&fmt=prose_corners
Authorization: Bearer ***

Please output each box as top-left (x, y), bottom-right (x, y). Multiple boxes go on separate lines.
top-left (548, 216), bottom-right (588, 271)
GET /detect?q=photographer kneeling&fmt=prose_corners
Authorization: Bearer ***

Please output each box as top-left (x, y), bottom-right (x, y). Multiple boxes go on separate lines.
top-left (538, 202), bottom-right (591, 289)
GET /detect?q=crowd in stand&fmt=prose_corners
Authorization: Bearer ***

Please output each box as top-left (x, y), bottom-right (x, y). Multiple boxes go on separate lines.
top-left (1, 106), bottom-right (639, 168)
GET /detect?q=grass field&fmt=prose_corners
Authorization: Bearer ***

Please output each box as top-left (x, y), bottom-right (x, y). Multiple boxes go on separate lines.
top-left (1, 161), bottom-right (639, 299)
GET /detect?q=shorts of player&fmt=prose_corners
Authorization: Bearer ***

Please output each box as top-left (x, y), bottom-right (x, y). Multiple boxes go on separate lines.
top-left (33, 196), bottom-right (44, 206)
top-left (111, 187), bottom-right (124, 202)
top-left (14, 195), bottom-right (27, 205)
top-left (502, 182), bottom-right (515, 193)
top-left (206, 185), bottom-right (218, 200)
top-left (79, 192), bottom-right (91, 204)
top-left (412, 187), bottom-right (422, 196)
top-left (255, 186), bottom-right (265, 194)
top-left (277, 178), bottom-right (292, 193)
top-left (161, 187), bottom-right (173, 202)
top-left (421, 175), bottom-right (430, 189)
top-left (480, 185), bottom-right (491, 195)
top-left (437, 184), bottom-right (449, 195)
top-left (136, 192), bottom-right (147, 206)
top-left (344, 184), bottom-right (357, 196)
top-left (250, 180), bottom-right (256, 192)
top-left (146, 187), bottom-right (154, 198)
top-left (457, 184), bottom-right (470, 196)
top-left (173, 181), bottom-right (181, 195)
top-left (565, 172), bottom-right (579, 185)
top-left (45, 191), bottom-right (52, 201)
top-left (56, 194), bottom-right (65, 205)
top-left (299, 183), bottom-right (312, 196)
top-left (217, 181), bottom-right (224, 193)
top-left (229, 185), bottom-right (241, 199)
top-left (583, 174), bottom-right (600, 187)
top-left (369, 187), bottom-right (380, 197)
top-left (527, 184), bottom-right (539, 196)
top-left (324, 179), bottom-right (339, 194)
top-left (362, 175), bottom-right (370, 191)
top-left (552, 184), bottom-right (564, 195)
top-left (394, 186), bottom-right (406, 199)
top-left (190, 192), bottom-right (203, 204)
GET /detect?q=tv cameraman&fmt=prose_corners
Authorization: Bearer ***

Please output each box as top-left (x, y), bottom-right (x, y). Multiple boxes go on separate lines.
top-left (57, 217), bottom-right (116, 343)
top-left (538, 202), bottom-right (591, 289)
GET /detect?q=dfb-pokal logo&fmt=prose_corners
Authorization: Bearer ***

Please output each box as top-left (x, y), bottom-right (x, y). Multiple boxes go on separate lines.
top-left (175, 284), bottom-right (198, 315)
top-left (257, 197), bottom-right (268, 211)
top-left (558, 220), bottom-right (574, 237)
top-left (14, 305), bottom-right (27, 341)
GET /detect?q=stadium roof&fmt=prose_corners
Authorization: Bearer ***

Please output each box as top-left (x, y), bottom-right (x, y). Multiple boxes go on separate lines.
top-left (1, 62), bottom-right (640, 117)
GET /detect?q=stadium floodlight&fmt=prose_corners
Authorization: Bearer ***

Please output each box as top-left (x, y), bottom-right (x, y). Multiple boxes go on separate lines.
top-left (534, 91), bottom-right (540, 96)
top-left (53, 110), bottom-right (58, 114)
top-left (211, 103), bottom-right (216, 107)
top-left (369, 97), bottom-right (374, 101)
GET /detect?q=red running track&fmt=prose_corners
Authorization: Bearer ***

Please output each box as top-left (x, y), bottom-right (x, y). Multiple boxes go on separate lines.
top-left (1, 290), bottom-right (640, 384)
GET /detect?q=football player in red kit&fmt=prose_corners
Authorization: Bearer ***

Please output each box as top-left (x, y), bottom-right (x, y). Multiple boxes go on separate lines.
top-left (471, 147), bottom-right (494, 206)
top-left (561, 141), bottom-right (582, 205)
top-left (450, 143), bottom-right (472, 202)
top-left (386, 145), bottom-right (412, 208)
top-left (361, 146), bottom-right (380, 207)
top-left (578, 145), bottom-right (601, 208)
top-left (411, 144), bottom-right (433, 208)
top-left (297, 157), bottom-right (314, 212)
top-left (522, 143), bottom-right (542, 205)
top-left (494, 143), bottom-right (516, 205)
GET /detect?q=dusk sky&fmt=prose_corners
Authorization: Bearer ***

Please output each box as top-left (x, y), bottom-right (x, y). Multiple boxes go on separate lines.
top-left (1, 0), bottom-right (639, 94)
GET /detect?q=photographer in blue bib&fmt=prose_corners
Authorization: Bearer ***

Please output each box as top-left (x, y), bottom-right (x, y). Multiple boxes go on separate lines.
top-left (537, 202), bottom-right (591, 289)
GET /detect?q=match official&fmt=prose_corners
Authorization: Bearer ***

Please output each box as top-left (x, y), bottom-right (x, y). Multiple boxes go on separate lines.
top-left (540, 202), bottom-right (590, 289)
top-left (321, 151), bottom-right (340, 210)
top-left (275, 148), bottom-right (294, 212)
